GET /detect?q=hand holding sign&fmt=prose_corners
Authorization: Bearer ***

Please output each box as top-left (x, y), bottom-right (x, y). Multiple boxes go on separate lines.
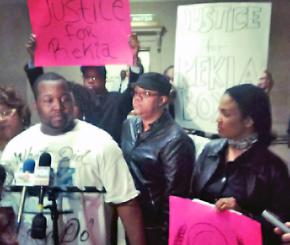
top-left (215, 197), bottom-right (241, 212)
top-left (169, 196), bottom-right (262, 245)
top-left (27, 0), bottom-right (133, 66)
top-left (128, 34), bottom-right (140, 65)
top-left (25, 33), bottom-right (36, 62)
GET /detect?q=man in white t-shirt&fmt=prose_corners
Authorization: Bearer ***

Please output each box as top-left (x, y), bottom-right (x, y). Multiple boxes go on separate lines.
top-left (1, 72), bottom-right (145, 245)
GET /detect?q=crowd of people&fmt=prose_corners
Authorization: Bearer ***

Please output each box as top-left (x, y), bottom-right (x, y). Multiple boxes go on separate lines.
top-left (0, 32), bottom-right (290, 245)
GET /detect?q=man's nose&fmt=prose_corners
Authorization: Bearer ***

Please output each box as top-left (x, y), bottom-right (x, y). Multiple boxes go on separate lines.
top-left (52, 99), bottom-right (63, 110)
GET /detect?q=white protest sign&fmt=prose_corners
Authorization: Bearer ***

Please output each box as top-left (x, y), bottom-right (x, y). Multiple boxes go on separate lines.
top-left (174, 2), bottom-right (271, 133)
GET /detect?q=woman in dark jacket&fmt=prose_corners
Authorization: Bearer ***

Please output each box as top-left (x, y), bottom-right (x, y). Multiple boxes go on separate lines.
top-left (191, 84), bottom-right (290, 245)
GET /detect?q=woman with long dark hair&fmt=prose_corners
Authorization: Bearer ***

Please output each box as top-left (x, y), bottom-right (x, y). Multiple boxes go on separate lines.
top-left (191, 84), bottom-right (290, 244)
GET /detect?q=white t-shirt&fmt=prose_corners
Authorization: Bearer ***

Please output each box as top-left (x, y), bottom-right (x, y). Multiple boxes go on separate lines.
top-left (1, 120), bottom-right (138, 245)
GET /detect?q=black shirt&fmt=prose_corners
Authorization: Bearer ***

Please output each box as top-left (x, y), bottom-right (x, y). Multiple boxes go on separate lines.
top-left (200, 148), bottom-right (249, 204)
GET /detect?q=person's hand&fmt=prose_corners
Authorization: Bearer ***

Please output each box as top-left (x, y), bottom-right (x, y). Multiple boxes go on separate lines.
top-left (26, 33), bottom-right (36, 61)
top-left (257, 70), bottom-right (274, 95)
top-left (215, 197), bottom-right (241, 211)
top-left (274, 222), bottom-right (290, 244)
top-left (128, 34), bottom-right (140, 65)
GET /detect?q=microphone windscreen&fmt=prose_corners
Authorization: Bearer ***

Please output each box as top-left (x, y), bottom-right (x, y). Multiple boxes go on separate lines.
top-left (30, 213), bottom-right (47, 239)
top-left (39, 152), bottom-right (51, 167)
top-left (22, 159), bottom-right (35, 173)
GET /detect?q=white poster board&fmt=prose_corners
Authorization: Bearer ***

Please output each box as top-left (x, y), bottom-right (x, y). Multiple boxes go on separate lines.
top-left (174, 2), bottom-right (272, 133)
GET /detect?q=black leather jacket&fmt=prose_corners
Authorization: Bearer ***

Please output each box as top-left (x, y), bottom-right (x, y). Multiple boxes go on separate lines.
top-left (121, 111), bottom-right (195, 229)
top-left (191, 139), bottom-right (290, 245)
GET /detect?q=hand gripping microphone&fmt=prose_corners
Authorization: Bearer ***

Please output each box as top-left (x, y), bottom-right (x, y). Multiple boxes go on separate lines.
top-left (31, 152), bottom-right (52, 239)
top-left (16, 159), bottom-right (36, 233)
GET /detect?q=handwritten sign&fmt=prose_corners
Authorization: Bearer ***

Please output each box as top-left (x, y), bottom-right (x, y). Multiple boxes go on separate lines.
top-left (169, 196), bottom-right (262, 245)
top-left (174, 3), bottom-right (271, 133)
top-left (27, 0), bottom-right (132, 66)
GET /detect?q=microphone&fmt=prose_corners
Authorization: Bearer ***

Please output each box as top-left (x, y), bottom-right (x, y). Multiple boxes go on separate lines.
top-left (16, 159), bottom-right (36, 233)
top-left (33, 152), bottom-right (52, 186)
top-left (31, 152), bottom-right (52, 239)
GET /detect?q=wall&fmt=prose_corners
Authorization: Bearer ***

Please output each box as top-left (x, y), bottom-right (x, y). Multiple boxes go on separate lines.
top-left (0, 0), bottom-right (30, 97)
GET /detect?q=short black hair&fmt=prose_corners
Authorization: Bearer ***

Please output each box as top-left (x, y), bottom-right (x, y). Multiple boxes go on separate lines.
top-left (32, 72), bottom-right (68, 99)
top-left (134, 72), bottom-right (172, 96)
top-left (80, 66), bottom-right (107, 81)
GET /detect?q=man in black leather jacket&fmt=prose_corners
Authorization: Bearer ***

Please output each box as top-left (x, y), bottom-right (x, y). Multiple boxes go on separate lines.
top-left (121, 72), bottom-right (196, 245)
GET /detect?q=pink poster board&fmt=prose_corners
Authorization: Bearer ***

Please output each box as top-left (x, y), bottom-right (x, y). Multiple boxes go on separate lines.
top-left (27, 0), bottom-right (133, 66)
top-left (169, 196), bottom-right (262, 245)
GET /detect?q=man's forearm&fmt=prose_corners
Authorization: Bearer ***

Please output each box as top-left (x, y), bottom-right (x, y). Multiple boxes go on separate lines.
top-left (115, 198), bottom-right (146, 245)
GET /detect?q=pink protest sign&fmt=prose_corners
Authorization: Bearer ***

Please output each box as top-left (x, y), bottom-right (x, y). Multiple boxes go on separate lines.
top-left (27, 0), bottom-right (132, 66)
top-left (169, 196), bottom-right (262, 245)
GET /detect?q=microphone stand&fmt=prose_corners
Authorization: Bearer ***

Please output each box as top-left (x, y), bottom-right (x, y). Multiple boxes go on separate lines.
top-left (6, 186), bottom-right (106, 245)
top-left (46, 189), bottom-right (59, 245)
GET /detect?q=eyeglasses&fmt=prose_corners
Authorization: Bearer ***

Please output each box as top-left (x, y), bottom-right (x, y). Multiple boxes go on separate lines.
top-left (0, 108), bottom-right (16, 121)
top-left (133, 90), bottom-right (159, 98)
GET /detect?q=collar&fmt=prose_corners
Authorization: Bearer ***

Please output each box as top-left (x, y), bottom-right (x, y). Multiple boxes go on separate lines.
top-left (208, 139), bottom-right (262, 168)
top-left (228, 133), bottom-right (258, 150)
top-left (207, 139), bottom-right (228, 157)
top-left (136, 110), bottom-right (171, 134)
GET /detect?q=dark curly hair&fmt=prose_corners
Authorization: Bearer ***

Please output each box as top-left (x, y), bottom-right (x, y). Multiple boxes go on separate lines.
top-left (0, 86), bottom-right (31, 128)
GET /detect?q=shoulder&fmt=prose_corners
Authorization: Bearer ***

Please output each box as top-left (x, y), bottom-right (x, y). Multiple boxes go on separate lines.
top-left (1, 124), bottom-right (41, 167)
top-left (161, 121), bottom-right (195, 150)
top-left (76, 120), bottom-right (114, 140)
top-left (124, 115), bottom-right (139, 125)
top-left (200, 138), bottom-right (227, 156)
top-left (75, 120), bottom-right (121, 152)
top-left (169, 123), bottom-right (192, 142)
top-left (255, 145), bottom-right (288, 170)
top-left (5, 124), bottom-right (41, 147)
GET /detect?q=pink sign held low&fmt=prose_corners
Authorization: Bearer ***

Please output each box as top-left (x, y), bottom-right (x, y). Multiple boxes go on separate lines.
top-left (27, 0), bottom-right (133, 66)
top-left (169, 196), bottom-right (262, 245)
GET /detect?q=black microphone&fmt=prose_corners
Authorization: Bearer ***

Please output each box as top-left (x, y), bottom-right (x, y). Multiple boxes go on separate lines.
top-left (16, 159), bottom-right (35, 233)
top-left (31, 152), bottom-right (52, 239)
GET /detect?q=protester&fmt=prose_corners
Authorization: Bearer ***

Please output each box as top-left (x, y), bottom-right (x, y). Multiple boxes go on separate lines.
top-left (0, 86), bottom-right (31, 158)
top-left (163, 65), bottom-right (176, 118)
top-left (121, 72), bottom-right (195, 245)
top-left (24, 34), bottom-right (143, 144)
top-left (190, 83), bottom-right (290, 244)
top-left (1, 72), bottom-right (146, 245)
top-left (257, 70), bottom-right (274, 95)
top-left (66, 81), bottom-right (96, 123)
top-left (163, 65), bottom-right (174, 83)
top-left (118, 69), bottom-right (129, 93)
